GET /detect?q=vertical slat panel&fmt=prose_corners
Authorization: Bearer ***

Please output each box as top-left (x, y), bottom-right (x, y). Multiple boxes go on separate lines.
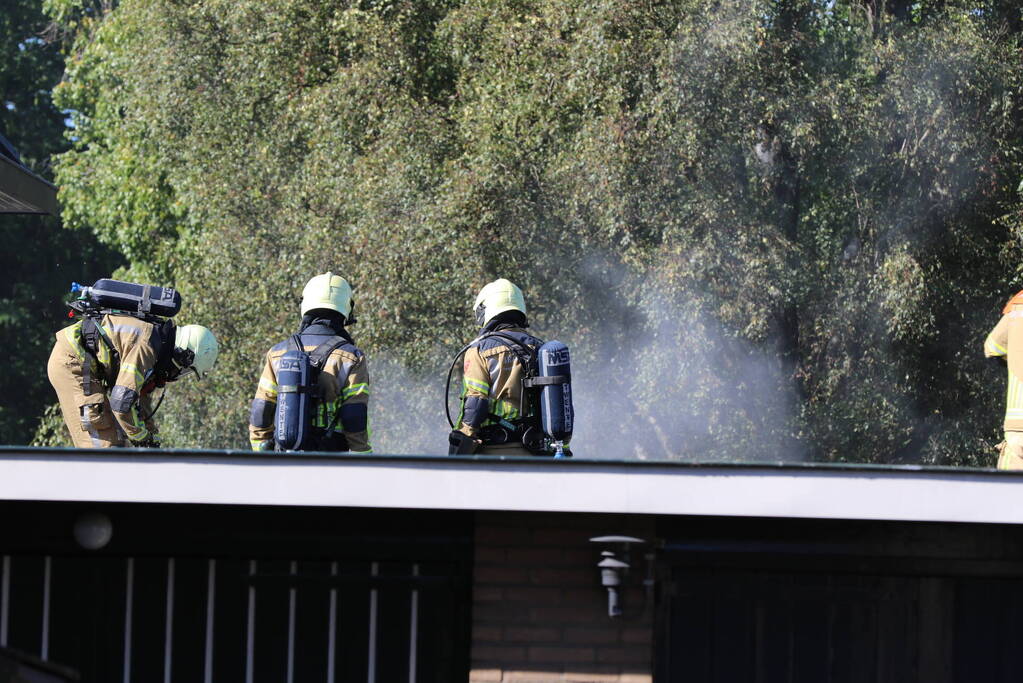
top-left (287, 561), bottom-right (297, 683)
top-left (377, 562), bottom-right (412, 683)
top-left (212, 559), bottom-right (248, 683)
top-left (409, 564), bottom-right (419, 683)
top-left (414, 560), bottom-right (467, 683)
top-left (253, 559), bottom-right (289, 683)
top-left (49, 556), bottom-right (127, 683)
top-left (293, 560), bottom-right (331, 683)
top-left (204, 560), bottom-right (216, 683)
top-left (164, 558), bottom-right (174, 683)
top-left (170, 557), bottom-right (207, 683)
top-left (124, 558), bottom-right (134, 683)
top-left (7, 556), bottom-right (44, 656)
top-left (336, 560), bottom-right (371, 683)
top-left (245, 560), bottom-right (256, 683)
top-left (130, 558), bottom-right (169, 683)
top-left (41, 556), bottom-right (51, 660)
top-left (367, 561), bottom-right (378, 683)
top-left (328, 562), bottom-right (338, 683)
top-left (1, 555), bottom-right (9, 647)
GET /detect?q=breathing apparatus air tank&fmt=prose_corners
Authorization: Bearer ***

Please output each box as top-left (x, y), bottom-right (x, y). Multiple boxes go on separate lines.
top-left (537, 340), bottom-right (573, 445)
top-left (274, 337), bottom-right (311, 451)
top-left (71, 279), bottom-right (182, 318)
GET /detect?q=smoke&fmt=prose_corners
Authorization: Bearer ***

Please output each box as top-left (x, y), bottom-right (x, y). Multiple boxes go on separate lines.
top-left (565, 266), bottom-right (805, 461)
top-left (369, 350), bottom-right (452, 455)
top-left (362, 246), bottom-right (804, 461)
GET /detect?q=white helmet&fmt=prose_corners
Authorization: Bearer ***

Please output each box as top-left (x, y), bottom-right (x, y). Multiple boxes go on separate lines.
top-left (301, 272), bottom-right (354, 320)
top-left (173, 324), bottom-right (219, 379)
top-left (473, 278), bottom-right (526, 327)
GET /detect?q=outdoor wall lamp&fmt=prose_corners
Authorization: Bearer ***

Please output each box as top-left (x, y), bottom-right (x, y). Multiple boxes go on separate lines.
top-left (73, 511), bottom-right (113, 550)
top-left (589, 535), bottom-right (650, 618)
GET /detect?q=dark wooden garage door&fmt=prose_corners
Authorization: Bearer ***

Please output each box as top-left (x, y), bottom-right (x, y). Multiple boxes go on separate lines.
top-left (656, 517), bottom-right (1023, 683)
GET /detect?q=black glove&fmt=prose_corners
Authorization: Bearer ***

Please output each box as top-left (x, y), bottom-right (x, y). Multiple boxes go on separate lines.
top-left (133, 436), bottom-right (161, 449)
top-left (448, 430), bottom-right (481, 455)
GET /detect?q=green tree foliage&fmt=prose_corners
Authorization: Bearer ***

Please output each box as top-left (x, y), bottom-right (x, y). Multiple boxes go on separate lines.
top-left (40, 0), bottom-right (1023, 463)
top-left (0, 0), bottom-right (121, 444)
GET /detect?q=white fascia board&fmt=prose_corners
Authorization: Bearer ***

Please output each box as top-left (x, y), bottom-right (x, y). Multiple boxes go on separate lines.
top-left (0, 450), bottom-right (1021, 525)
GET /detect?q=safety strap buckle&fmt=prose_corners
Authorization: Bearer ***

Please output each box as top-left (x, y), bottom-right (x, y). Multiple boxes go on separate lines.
top-left (523, 375), bottom-right (569, 388)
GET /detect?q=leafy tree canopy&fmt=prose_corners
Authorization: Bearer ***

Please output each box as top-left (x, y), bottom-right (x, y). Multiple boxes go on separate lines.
top-left (35, 0), bottom-right (1023, 464)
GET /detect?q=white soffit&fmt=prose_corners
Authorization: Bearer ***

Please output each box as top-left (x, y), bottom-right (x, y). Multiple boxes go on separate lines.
top-left (0, 449), bottom-right (1021, 525)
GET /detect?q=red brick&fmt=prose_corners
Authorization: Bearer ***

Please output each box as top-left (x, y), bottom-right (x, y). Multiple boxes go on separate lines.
top-left (476, 566), bottom-right (530, 583)
top-left (475, 602), bottom-right (534, 621)
top-left (529, 568), bottom-right (592, 585)
top-left (621, 627), bottom-right (652, 645)
top-left (504, 586), bottom-right (563, 603)
top-left (476, 546), bottom-right (507, 563)
top-left (474, 625), bottom-right (503, 641)
top-left (476, 526), bottom-right (533, 545)
top-left (595, 647), bottom-right (650, 665)
top-left (561, 548), bottom-right (597, 566)
top-left (529, 646), bottom-right (596, 664)
top-left (562, 588), bottom-right (604, 606)
top-left (507, 547), bottom-right (565, 566)
top-left (532, 528), bottom-right (592, 546)
top-left (504, 626), bottom-right (561, 642)
top-left (475, 586), bottom-right (504, 602)
top-left (473, 644), bottom-right (527, 662)
top-left (530, 605), bottom-right (590, 622)
top-left (563, 628), bottom-right (619, 645)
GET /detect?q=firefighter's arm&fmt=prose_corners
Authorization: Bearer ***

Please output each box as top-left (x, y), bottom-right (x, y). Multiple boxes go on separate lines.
top-left (109, 341), bottom-right (157, 444)
top-left (139, 393), bottom-right (159, 436)
top-left (249, 353), bottom-right (278, 451)
top-left (456, 347), bottom-right (491, 439)
top-left (337, 354), bottom-right (371, 454)
top-left (985, 314), bottom-right (1010, 360)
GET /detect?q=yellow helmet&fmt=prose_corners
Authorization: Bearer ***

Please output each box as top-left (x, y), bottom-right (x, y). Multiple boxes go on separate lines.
top-left (473, 278), bottom-right (526, 327)
top-left (301, 272), bottom-right (353, 320)
top-left (172, 324), bottom-right (219, 379)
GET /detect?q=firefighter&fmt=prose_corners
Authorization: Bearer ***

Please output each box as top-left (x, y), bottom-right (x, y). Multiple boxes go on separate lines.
top-left (47, 315), bottom-right (218, 448)
top-left (249, 272), bottom-right (371, 453)
top-left (985, 290), bottom-right (1023, 469)
top-left (449, 278), bottom-right (556, 456)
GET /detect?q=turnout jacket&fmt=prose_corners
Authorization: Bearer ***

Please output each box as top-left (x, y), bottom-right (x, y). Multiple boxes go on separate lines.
top-left (457, 326), bottom-right (543, 439)
top-left (986, 291), bottom-right (1023, 431)
top-left (54, 313), bottom-right (162, 443)
top-left (249, 321), bottom-right (371, 452)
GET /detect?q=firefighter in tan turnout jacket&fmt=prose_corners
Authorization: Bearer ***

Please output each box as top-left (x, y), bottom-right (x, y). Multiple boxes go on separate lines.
top-left (249, 272), bottom-right (371, 453)
top-left (48, 312), bottom-right (219, 448)
top-left (985, 290), bottom-right (1023, 469)
top-left (449, 278), bottom-right (568, 456)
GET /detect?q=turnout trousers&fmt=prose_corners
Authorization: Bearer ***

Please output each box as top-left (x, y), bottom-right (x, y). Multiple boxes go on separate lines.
top-left (47, 341), bottom-right (126, 448)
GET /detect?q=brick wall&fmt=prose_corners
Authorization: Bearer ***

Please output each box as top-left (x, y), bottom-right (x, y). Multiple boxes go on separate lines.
top-left (470, 511), bottom-right (656, 683)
